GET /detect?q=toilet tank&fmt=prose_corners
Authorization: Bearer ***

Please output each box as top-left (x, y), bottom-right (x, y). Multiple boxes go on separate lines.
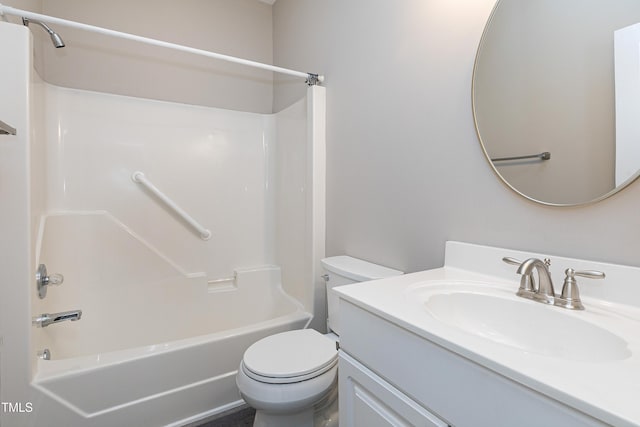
top-left (321, 256), bottom-right (403, 335)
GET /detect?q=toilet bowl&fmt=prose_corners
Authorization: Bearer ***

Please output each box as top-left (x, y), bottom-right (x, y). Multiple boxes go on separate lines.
top-left (236, 256), bottom-right (403, 427)
top-left (236, 329), bottom-right (338, 427)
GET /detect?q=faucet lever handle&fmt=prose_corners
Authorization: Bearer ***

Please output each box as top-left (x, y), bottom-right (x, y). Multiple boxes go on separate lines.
top-left (502, 257), bottom-right (551, 267)
top-left (573, 270), bottom-right (606, 280)
top-left (555, 268), bottom-right (605, 310)
top-left (502, 257), bottom-right (522, 266)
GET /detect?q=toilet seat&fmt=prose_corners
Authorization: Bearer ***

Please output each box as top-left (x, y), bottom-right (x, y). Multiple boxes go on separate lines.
top-left (242, 329), bottom-right (338, 384)
top-left (237, 362), bottom-right (338, 415)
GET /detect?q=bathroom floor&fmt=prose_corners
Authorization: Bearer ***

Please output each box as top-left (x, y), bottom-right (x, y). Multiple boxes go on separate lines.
top-left (195, 407), bottom-right (256, 427)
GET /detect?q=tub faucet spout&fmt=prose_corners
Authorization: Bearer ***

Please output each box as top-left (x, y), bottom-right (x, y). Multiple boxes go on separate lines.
top-left (32, 310), bottom-right (82, 328)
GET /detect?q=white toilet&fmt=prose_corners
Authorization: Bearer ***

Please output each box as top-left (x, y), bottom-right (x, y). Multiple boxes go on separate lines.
top-left (236, 256), bottom-right (403, 427)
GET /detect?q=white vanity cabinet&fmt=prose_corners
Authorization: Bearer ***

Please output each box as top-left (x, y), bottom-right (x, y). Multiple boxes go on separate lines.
top-left (338, 300), bottom-right (608, 427)
top-left (339, 352), bottom-right (448, 427)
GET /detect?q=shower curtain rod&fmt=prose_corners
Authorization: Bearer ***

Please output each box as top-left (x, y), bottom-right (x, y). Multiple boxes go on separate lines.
top-left (0, 4), bottom-right (324, 85)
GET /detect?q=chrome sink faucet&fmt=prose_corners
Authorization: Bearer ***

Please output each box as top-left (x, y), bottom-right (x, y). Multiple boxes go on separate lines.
top-left (503, 257), bottom-right (541, 298)
top-left (517, 258), bottom-right (555, 305)
top-left (503, 256), bottom-right (605, 310)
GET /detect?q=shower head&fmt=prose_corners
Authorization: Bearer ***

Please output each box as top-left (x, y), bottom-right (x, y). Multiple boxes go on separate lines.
top-left (22, 17), bottom-right (65, 48)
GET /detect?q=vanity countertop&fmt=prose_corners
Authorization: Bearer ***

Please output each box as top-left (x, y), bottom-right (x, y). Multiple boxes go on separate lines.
top-left (334, 242), bottom-right (640, 427)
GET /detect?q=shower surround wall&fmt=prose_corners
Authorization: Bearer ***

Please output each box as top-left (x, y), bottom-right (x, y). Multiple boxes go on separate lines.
top-left (0, 21), bottom-right (326, 427)
top-left (41, 85), bottom-right (276, 280)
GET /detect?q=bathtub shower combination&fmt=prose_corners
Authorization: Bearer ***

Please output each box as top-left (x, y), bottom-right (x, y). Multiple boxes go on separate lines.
top-left (0, 9), bottom-right (325, 427)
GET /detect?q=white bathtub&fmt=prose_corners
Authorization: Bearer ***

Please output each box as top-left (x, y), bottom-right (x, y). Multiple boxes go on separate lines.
top-left (30, 212), bottom-right (312, 426)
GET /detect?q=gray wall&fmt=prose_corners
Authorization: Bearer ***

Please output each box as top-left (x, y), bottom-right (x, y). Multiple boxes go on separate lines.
top-left (1, 0), bottom-right (41, 14)
top-left (273, 0), bottom-right (640, 273)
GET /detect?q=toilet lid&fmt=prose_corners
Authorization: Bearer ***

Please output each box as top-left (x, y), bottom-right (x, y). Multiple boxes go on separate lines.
top-left (243, 329), bottom-right (338, 383)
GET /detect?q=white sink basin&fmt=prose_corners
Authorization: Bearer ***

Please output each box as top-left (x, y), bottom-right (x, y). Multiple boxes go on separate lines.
top-left (407, 281), bottom-right (631, 362)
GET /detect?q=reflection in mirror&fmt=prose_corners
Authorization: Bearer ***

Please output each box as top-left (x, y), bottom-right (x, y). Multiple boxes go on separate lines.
top-left (473, 0), bottom-right (640, 205)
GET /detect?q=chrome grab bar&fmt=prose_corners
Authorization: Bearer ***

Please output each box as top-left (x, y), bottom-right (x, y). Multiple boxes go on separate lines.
top-left (132, 171), bottom-right (212, 240)
top-left (491, 151), bottom-right (550, 162)
top-left (0, 119), bottom-right (16, 135)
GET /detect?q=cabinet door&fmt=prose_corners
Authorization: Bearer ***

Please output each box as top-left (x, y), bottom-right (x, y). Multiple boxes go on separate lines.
top-left (339, 353), bottom-right (450, 427)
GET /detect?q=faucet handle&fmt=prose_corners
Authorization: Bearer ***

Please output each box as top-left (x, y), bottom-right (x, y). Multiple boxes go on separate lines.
top-left (502, 256), bottom-right (551, 267)
top-left (36, 264), bottom-right (64, 299)
top-left (555, 268), bottom-right (605, 310)
top-left (573, 270), bottom-right (605, 280)
top-left (502, 257), bottom-right (522, 266)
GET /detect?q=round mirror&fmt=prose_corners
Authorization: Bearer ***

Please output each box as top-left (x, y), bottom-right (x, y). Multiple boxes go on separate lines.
top-left (473, 0), bottom-right (640, 206)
